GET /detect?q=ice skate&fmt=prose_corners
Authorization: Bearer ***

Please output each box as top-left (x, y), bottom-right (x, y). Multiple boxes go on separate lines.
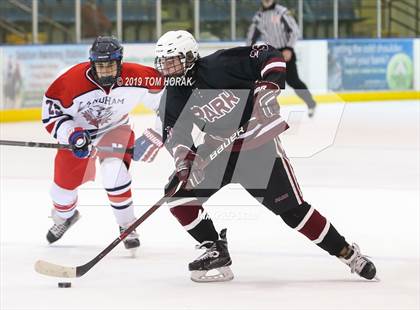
top-left (46, 210), bottom-right (81, 244)
top-left (119, 225), bottom-right (140, 256)
top-left (308, 105), bottom-right (316, 118)
top-left (340, 243), bottom-right (378, 280)
top-left (189, 228), bottom-right (234, 283)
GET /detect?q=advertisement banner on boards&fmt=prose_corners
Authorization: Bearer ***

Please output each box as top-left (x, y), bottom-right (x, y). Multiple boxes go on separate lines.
top-left (328, 39), bottom-right (414, 91)
top-left (0, 42), bottom-right (230, 110)
top-left (1, 45), bottom-right (88, 109)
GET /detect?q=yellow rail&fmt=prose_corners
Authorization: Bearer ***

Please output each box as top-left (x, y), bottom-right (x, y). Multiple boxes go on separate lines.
top-left (1, 91), bottom-right (419, 123)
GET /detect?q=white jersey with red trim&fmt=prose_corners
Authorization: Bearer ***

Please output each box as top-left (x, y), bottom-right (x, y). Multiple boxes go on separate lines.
top-left (42, 62), bottom-right (164, 144)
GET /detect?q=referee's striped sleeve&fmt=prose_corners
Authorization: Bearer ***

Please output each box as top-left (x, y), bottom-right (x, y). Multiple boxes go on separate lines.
top-left (281, 11), bottom-right (300, 47)
top-left (246, 13), bottom-right (261, 46)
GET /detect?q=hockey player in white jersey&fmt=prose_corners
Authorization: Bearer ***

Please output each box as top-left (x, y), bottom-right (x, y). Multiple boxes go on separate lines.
top-left (41, 36), bottom-right (164, 250)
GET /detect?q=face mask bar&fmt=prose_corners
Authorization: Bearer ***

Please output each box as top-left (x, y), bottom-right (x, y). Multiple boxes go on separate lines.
top-left (93, 61), bottom-right (119, 86)
top-left (155, 54), bottom-right (186, 77)
top-left (155, 52), bottom-right (197, 78)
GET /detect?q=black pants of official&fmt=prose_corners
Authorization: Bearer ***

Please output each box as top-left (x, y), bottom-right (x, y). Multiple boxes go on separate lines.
top-left (279, 48), bottom-right (316, 109)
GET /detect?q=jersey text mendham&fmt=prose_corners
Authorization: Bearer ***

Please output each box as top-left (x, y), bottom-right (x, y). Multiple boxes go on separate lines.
top-left (42, 62), bottom-right (163, 144)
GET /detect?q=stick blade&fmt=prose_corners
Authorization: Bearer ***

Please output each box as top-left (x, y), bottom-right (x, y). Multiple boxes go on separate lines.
top-left (34, 260), bottom-right (77, 278)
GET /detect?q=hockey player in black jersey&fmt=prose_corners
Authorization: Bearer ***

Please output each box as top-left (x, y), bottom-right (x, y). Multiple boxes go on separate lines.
top-left (154, 30), bottom-right (376, 282)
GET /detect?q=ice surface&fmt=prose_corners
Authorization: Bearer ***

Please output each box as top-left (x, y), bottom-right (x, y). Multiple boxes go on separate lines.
top-left (1, 101), bottom-right (419, 310)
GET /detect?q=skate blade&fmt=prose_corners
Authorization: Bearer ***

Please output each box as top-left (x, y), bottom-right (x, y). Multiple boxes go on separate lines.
top-left (191, 266), bottom-right (234, 283)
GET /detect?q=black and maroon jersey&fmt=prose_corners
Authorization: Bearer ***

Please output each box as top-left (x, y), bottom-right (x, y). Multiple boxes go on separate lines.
top-left (42, 62), bottom-right (163, 144)
top-left (159, 44), bottom-right (289, 154)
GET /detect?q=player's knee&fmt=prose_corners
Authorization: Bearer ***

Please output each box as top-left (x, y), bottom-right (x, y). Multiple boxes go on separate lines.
top-left (100, 157), bottom-right (131, 190)
top-left (279, 202), bottom-right (312, 228)
top-left (169, 198), bottom-right (204, 229)
top-left (50, 182), bottom-right (78, 206)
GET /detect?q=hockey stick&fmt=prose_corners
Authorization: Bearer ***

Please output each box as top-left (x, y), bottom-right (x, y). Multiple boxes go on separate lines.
top-left (34, 181), bottom-right (183, 278)
top-left (34, 125), bottom-right (246, 278)
top-left (0, 139), bottom-right (133, 155)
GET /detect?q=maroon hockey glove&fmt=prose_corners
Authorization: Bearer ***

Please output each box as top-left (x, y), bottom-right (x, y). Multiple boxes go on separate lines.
top-left (253, 81), bottom-right (281, 124)
top-left (173, 145), bottom-right (205, 189)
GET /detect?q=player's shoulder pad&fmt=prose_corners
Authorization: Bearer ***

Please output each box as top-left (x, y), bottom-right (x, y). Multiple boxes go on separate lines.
top-left (249, 43), bottom-right (282, 60)
top-left (45, 62), bottom-right (92, 108)
top-left (266, 44), bottom-right (282, 55)
top-left (206, 46), bottom-right (248, 60)
top-left (120, 62), bottom-right (164, 92)
top-left (262, 45), bottom-right (284, 64)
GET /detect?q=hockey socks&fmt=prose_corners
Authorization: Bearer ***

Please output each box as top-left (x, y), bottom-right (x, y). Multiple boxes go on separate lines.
top-left (280, 202), bottom-right (348, 256)
top-left (169, 199), bottom-right (218, 243)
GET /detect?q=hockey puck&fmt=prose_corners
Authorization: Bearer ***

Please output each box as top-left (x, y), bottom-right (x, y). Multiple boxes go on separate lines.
top-left (58, 282), bottom-right (71, 288)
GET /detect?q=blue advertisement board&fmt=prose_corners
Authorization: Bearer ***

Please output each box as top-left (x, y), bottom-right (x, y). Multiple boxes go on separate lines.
top-left (328, 39), bottom-right (414, 91)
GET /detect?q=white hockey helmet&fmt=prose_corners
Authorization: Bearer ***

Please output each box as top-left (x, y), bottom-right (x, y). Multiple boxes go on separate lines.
top-left (155, 30), bottom-right (199, 77)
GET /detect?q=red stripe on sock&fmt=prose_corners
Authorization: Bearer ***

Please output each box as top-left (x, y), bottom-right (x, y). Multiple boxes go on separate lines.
top-left (108, 189), bottom-right (132, 204)
top-left (54, 200), bottom-right (77, 212)
top-left (298, 209), bottom-right (327, 241)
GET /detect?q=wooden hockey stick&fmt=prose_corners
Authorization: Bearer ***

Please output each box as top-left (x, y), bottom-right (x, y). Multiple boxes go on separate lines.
top-left (34, 125), bottom-right (245, 278)
top-left (0, 139), bottom-right (133, 155)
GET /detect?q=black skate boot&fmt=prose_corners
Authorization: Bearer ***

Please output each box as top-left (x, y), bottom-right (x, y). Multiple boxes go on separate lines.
top-left (119, 226), bottom-right (140, 250)
top-left (46, 210), bottom-right (81, 243)
top-left (340, 243), bottom-right (377, 280)
top-left (308, 106), bottom-right (316, 118)
top-left (307, 101), bottom-right (317, 118)
top-left (189, 228), bottom-right (234, 282)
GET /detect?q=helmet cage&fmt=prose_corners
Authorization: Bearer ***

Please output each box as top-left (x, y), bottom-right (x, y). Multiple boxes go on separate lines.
top-left (154, 30), bottom-right (198, 78)
top-left (155, 51), bottom-right (197, 77)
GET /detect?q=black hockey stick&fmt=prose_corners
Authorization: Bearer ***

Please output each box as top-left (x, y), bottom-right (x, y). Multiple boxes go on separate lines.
top-left (34, 181), bottom-right (183, 278)
top-left (0, 139), bottom-right (133, 155)
top-left (34, 125), bottom-right (245, 278)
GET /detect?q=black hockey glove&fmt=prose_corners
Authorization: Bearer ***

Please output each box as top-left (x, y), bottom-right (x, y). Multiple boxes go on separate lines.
top-left (253, 80), bottom-right (281, 124)
top-left (174, 145), bottom-right (205, 190)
